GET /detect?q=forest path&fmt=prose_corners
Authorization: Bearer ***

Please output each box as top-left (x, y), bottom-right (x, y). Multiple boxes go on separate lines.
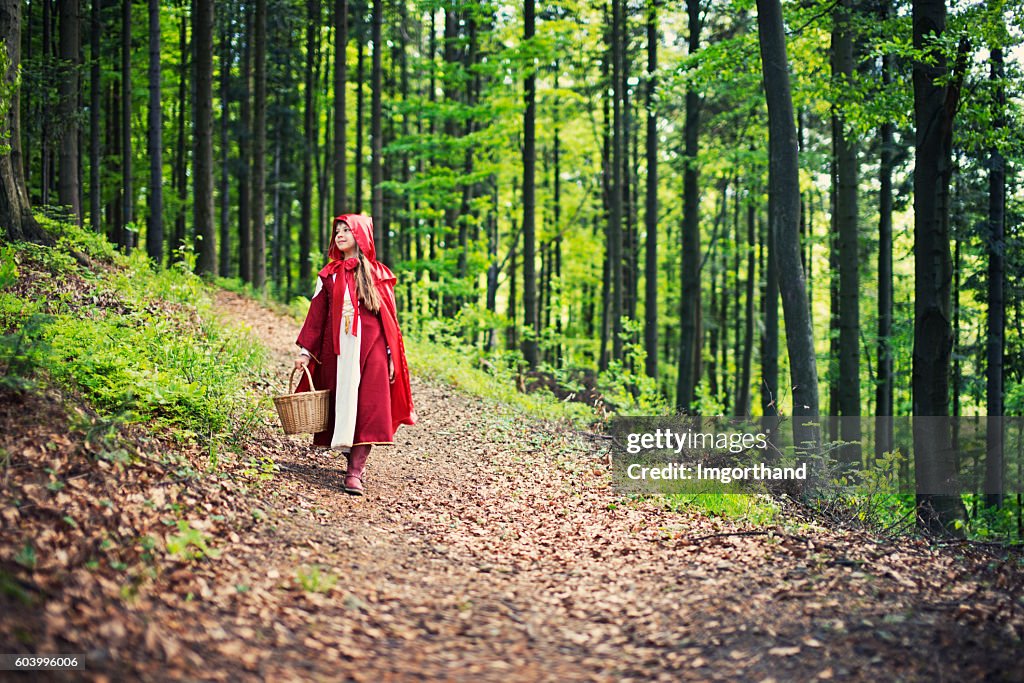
top-left (143, 292), bottom-right (1020, 682)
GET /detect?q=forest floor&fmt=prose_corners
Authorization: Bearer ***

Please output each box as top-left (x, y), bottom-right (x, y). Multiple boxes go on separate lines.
top-left (2, 291), bottom-right (1024, 682)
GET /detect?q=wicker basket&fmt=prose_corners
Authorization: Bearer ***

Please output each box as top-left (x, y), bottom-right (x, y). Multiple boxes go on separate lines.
top-left (273, 365), bottom-right (330, 435)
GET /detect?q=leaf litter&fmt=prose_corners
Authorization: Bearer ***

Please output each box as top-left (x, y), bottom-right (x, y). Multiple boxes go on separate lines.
top-left (0, 290), bottom-right (1021, 682)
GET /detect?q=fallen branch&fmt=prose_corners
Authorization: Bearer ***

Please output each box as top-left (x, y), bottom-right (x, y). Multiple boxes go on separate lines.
top-left (686, 530), bottom-right (770, 543)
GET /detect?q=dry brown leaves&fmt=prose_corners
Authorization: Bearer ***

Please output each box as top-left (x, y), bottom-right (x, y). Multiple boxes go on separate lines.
top-left (0, 290), bottom-right (1021, 682)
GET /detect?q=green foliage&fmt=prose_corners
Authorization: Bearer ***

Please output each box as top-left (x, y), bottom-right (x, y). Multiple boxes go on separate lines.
top-left (822, 448), bottom-right (919, 534)
top-left (404, 331), bottom-right (594, 426)
top-left (0, 309), bottom-right (51, 393)
top-left (0, 569), bottom-right (35, 606)
top-left (294, 565), bottom-right (338, 594)
top-left (666, 493), bottom-right (780, 526)
top-left (13, 543), bottom-right (37, 570)
top-left (0, 46), bottom-right (15, 156)
top-left (2, 216), bottom-right (271, 449)
top-left (961, 497), bottom-right (1021, 543)
top-left (0, 245), bottom-right (18, 288)
top-left (595, 320), bottom-right (669, 414)
top-left (241, 455), bottom-right (277, 486)
top-left (165, 521), bottom-right (220, 561)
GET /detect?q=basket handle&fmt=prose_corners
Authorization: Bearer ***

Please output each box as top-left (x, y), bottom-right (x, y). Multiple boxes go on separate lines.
top-left (289, 363), bottom-right (317, 393)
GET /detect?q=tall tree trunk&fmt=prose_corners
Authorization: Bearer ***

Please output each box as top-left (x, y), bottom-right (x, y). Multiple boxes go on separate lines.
top-left (355, 32), bottom-right (364, 214)
top-left (172, 0), bottom-right (188, 263)
top-left (439, 7), bottom-right (458, 317)
top-left (609, 0), bottom-right (625, 363)
top-left (761, 214), bottom-right (778, 417)
top-left (676, 0), bottom-right (701, 412)
top-left (252, 0), bottom-right (267, 288)
top-left (193, 0), bottom-right (216, 274)
top-left (458, 11), bottom-right (476, 293)
top-left (58, 0), bottom-right (81, 223)
top-left (507, 220), bottom-right (519, 352)
top-left (985, 43), bottom-right (1006, 509)
top-left (371, 0), bottom-right (383, 255)
top-left (121, 0), bottom-right (133, 251)
top-left (316, 18), bottom-right (329, 242)
top-left (89, 0), bottom-right (102, 233)
top-left (41, 0), bottom-right (52, 206)
top-left (730, 181), bottom-right (743, 412)
top-left (828, 192), bottom-right (839, 437)
top-left (737, 188), bottom-right (756, 417)
top-left (622, 43), bottom-right (636, 334)
top-left (218, 6), bottom-right (231, 276)
top-left (756, 0), bottom-right (820, 439)
top-left (876, 48), bottom-right (895, 460)
top-left (486, 181), bottom-right (499, 351)
top-left (598, 5), bottom-right (612, 372)
top-left (522, 0), bottom-right (538, 367)
top-left (301, 0), bottom-right (318, 293)
top-left (911, 0), bottom-right (966, 533)
top-left (21, 0), bottom-right (31, 194)
top-left (644, 0), bottom-right (658, 380)
top-left (238, 4), bottom-right (252, 280)
top-left (708, 250), bottom-right (719, 400)
top-left (334, 0), bottom-right (347, 211)
top-left (553, 65), bottom-right (563, 367)
top-left (147, 0), bottom-right (163, 263)
top-left (539, 240), bottom-right (548, 345)
top-left (951, 225), bottom-right (962, 422)
top-left (108, 78), bottom-right (121, 242)
top-left (271, 107), bottom-right (283, 292)
top-left (832, 0), bottom-right (860, 463)
top-left (0, 0), bottom-right (47, 243)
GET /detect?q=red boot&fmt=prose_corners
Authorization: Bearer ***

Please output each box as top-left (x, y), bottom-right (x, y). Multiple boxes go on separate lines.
top-left (344, 445), bottom-right (370, 495)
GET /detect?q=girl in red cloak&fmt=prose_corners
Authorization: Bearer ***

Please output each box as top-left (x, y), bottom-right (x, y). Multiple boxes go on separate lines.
top-left (293, 214), bottom-right (416, 495)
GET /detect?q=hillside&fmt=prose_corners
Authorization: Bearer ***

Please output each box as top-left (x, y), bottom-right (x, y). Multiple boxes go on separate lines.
top-left (1, 228), bottom-right (1022, 681)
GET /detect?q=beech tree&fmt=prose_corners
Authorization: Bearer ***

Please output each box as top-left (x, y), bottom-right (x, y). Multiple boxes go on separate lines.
top-left (522, 0), bottom-right (538, 368)
top-left (147, 0), bottom-right (163, 263)
top-left (756, 0), bottom-right (819, 431)
top-left (911, 0), bottom-right (966, 533)
top-left (676, 0), bottom-right (702, 412)
top-left (252, 0), bottom-right (268, 288)
top-left (643, 0), bottom-right (658, 380)
top-left (58, 0), bottom-right (81, 223)
top-left (0, 0), bottom-right (47, 244)
top-left (121, 0), bottom-right (133, 251)
top-left (832, 0), bottom-right (859, 458)
top-left (194, 0), bottom-right (216, 274)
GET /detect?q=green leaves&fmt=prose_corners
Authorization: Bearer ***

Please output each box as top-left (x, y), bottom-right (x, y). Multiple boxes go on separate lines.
top-left (165, 520), bottom-right (221, 562)
top-left (294, 565), bottom-right (338, 594)
top-left (4, 217), bottom-right (269, 444)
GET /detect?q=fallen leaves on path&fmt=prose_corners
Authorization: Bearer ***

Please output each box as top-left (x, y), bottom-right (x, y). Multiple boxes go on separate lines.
top-left (1, 290), bottom-right (1022, 682)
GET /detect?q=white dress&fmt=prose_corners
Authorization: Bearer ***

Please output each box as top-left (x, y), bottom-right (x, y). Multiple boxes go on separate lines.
top-left (303, 275), bottom-right (362, 452)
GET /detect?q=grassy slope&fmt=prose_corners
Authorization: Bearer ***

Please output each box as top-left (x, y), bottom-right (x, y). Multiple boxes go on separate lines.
top-left (0, 218), bottom-right (280, 656)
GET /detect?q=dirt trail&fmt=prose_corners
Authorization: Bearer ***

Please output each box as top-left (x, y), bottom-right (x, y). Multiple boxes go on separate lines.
top-left (11, 291), bottom-right (1011, 683)
top-left (182, 292), bottom-right (1022, 682)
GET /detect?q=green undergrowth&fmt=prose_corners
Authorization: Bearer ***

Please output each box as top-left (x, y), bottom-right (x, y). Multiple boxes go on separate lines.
top-left (0, 215), bottom-right (272, 460)
top-left (665, 493), bottom-right (782, 526)
top-left (404, 335), bottom-right (597, 426)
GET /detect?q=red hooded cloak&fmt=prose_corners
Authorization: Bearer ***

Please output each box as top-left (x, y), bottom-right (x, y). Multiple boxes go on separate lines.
top-left (295, 214), bottom-right (416, 440)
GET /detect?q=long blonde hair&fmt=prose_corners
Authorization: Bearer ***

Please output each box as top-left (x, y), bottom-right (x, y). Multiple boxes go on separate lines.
top-left (351, 245), bottom-right (382, 314)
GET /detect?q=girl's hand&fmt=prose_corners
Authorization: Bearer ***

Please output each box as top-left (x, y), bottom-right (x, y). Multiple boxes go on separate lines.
top-left (295, 354), bottom-right (310, 371)
top-left (388, 354), bottom-right (395, 383)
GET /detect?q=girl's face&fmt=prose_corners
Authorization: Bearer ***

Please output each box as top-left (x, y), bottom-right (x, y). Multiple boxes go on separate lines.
top-left (335, 222), bottom-right (356, 257)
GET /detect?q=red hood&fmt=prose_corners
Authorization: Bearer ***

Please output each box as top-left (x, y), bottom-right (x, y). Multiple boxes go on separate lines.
top-left (328, 214), bottom-right (376, 263)
top-left (302, 212), bottom-right (416, 434)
